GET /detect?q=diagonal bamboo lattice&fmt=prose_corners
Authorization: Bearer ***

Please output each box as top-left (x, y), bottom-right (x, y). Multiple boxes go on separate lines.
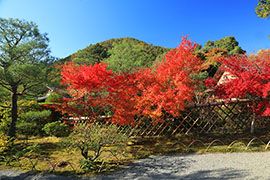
top-left (64, 99), bottom-right (270, 137)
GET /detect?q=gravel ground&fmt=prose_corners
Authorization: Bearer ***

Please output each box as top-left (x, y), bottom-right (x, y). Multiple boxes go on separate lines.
top-left (1, 152), bottom-right (270, 179)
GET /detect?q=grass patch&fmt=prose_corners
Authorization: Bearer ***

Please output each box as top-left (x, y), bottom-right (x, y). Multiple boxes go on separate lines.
top-left (0, 136), bottom-right (133, 175)
top-left (127, 132), bottom-right (270, 158)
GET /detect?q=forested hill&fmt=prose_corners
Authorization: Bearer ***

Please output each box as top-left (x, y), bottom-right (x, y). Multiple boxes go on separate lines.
top-left (59, 36), bottom-right (245, 73)
top-left (60, 37), bottom-right (170, 72)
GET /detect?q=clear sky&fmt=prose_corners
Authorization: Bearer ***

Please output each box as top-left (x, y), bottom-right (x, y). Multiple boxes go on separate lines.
top-left (0, 0), bottom-right (269, 58)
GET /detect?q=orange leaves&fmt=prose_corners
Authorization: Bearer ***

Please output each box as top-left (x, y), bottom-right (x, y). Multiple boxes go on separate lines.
top-left (201, 48), bottom-right (227, 70)
top-left (249, 49), bottom-right (270, 62)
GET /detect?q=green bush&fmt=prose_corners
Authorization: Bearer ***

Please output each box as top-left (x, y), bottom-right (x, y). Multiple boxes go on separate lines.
top-left (17, 110), bottom-right (51, 136)
top-left (63, 123), bottom-right (128, 172)
top-left (0, 104), bottom-right (11, 134)
top-left (42, 121), bottom-right (70, 137)
top-left (0, 100), bottom-right (52, 136)
top-left (20, 110), bottom-right (51, 122)
top-left (0, 133), bottom-right (10, 154)
top-left (79, 159), bottom-right (98, 171)
top-left (16, 122), bottom-right (39, 136)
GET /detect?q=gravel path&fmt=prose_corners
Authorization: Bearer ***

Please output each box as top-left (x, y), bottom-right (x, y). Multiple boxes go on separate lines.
top-left (1, 152), bottom-right (270, 179)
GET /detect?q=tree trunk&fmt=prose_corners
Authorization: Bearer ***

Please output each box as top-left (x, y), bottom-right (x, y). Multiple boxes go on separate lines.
top-left (81, 147), bottom-right (89, 160)
top-left (7, 87), bottom-right (18, 138)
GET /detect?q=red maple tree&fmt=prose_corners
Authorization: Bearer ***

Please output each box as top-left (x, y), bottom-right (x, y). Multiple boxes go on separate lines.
top-left (213, 53), bottom-right (270, 116)
top-left (60, 62), bottom-right (114, 118)
top-left (135, 38), bottom-right (202, 120)
top-left (59, 62), bottom-right (139, 125)
top-left (55, 38), bottom-right (203, 124)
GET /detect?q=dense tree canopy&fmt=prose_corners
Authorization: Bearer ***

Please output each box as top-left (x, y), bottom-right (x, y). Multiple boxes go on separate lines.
top-left (0, 18), bottom-right (52, 137)
top-left (210, 54), bottom-right (270, 116)
top-left (60, 36), bottom-right (246, 78)
top-left (50, 34), bottom-right (270, 127)
top-left (201, 36), bottom-right (245, 55)
top-left (250, 49), bottom-right (270, 60)
top-left (256, 0), bottom-right (270, 18)
top-left (59, 62), bottom-right (138, 125)
top-left (56, 38), bottom-right (202, 124)
top-left (105, 39), bottom-right (168, 72)
top-left (62, 38), bottom-right (169, 72)
top-left (135, 38), bottom-right (203, 119)
top-left (71, 43), bottom-right (109, 65)
top-left (199, 36), bottom-right (245, 77)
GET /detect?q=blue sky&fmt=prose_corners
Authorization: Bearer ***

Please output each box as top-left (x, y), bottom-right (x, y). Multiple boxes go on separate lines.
top-left (0, 0), bottom-right (269, 58)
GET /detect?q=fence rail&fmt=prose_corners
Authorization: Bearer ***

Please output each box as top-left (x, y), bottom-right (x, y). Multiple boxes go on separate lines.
top-left (63, 99), bottom-right (270, 137)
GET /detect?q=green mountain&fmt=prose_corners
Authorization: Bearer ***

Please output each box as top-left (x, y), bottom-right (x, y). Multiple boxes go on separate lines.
top-left (50, 36), bottom-right (245, 87)
top-left (60, 36), bottom-right (245, 73)
top-left (61, 37), bottom-right (170, 72)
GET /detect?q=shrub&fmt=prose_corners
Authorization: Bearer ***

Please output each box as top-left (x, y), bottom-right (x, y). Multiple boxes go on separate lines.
top-left (17, 110), bottom-right (51, 136)
top-left (0, 100), bottom-right (42, 135)
top-left (20, 110), bottom-right (51, 123)
top-left (63, 123), bottom-right (128, 171)
top-left (42, 121), bottom-right (70, 137)
top-left (0, 133), bottom-right (10, 154)
top-left (16, 122), bottom-right (39, 136)
top-left (0, 104), bottom-right (11, 134)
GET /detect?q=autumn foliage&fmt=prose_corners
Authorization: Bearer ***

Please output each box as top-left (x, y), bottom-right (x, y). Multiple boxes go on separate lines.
top-left (55, 35), bottom-right (270, 123)
top-left (135, 39), bottom-right (202, 119)
top-left (212, 53), bottom-right (270, 116)
top-left (56, 38), bottom-right (203, 124)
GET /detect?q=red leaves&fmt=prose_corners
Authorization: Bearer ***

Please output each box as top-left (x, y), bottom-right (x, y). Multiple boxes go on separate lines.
top-left (214, 53), bottom-right (270, 116)
top-left (59, 62), bottom-right (140, 125)
top-left (62, 62), bottom-right (113, 94)
top-left (205, 78), bottom-right (217, 89)
top-left (55, 38), bottom-right (203, 124)
top-left (59, 63), bottom-right (114, 119)
top-left (135, 38), bottom-right (202, 120)
top-left (57, 42), bottom-right (270, 122)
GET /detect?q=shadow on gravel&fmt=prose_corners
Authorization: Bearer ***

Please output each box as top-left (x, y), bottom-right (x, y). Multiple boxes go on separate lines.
top-left (93, 155), bottom-right (193, 179)
top-left (93, 155), bottom-right (249, 180)
top-left (179, 168), bottom-right (248, 180)
top-left (0, 171), bottom-right (77, 180)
